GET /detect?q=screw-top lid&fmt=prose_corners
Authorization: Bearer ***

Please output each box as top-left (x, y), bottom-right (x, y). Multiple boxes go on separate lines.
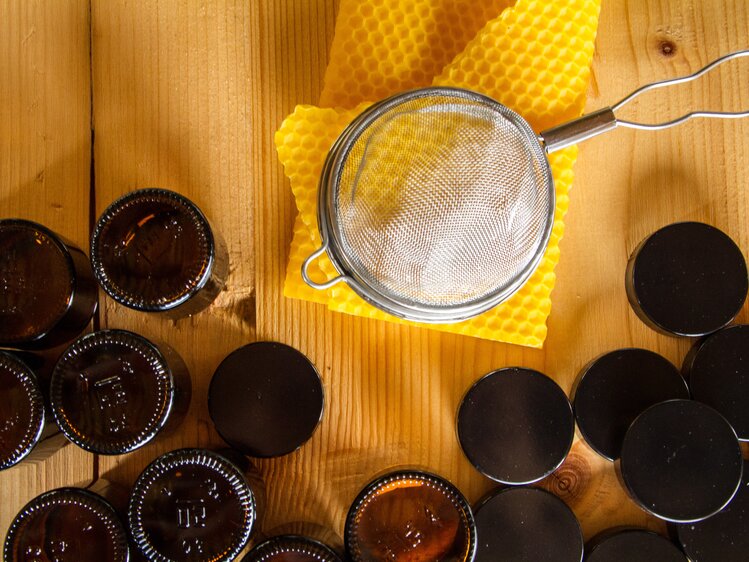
top-left (457, 367), bottom-right (574, 485)
top-left (3, 487), bottom-right (130, 562)
top-left (620, 399), bottom-right (743, 523)
top-left (344, 470), bottom-right (476, 562)
top-left (573, 348), bottom-right (689, 460)
top-left (473, 487), bottom-right (583, 562)
top-left (208, 342), bottom-right (324, 458)
top-left (91, 189), bottom-right (215, 312)
top-left (50, 330), bottom-right (178, 455)
top-left (128, 448), bottom-right (257, 562)
top-left (0, 219), bottom-right (75, 345)
top-left (585, 528), bottom-right (686, 562)
top-left (242, 535), bottom-right (343, 562)
top-left (0, 351), bottom-right (45, 470)
top-left (626, 222), bottom-right (748, 337)
top-left (684, 324), bottom-right (749, 441)
top-left (676, 460), bottom-right (749, 561)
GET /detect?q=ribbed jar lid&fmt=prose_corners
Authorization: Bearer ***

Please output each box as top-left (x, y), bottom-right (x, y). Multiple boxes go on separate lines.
top-left (91, 188), bottom-right (215, 312)
top-left (585, 528), bottom-right (686, 562)
top-left (0, 351), bottom-right (45, 470)
top-left (3, 487), bottom-right (130, 562)
top-left (457, 367), bottom-right (574, 485)
top-left (0, 219), bottom-right (75, 345)
top-left (128, 448), bottom-right (257, 562)
top-left (242, 535), bottom-right (342, 562)
top-left (344, 470), bottom-right (476, 562)
top-left (50, 329), bottom-right (176, 454)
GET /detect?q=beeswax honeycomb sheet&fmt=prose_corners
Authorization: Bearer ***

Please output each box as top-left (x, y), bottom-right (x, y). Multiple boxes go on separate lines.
top-left (276, 0), bottom-right (601, 347)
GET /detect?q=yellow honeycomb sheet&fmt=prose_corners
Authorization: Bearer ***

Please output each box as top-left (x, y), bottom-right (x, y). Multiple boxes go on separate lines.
top-left (277, 0), bottom-right (601, 347)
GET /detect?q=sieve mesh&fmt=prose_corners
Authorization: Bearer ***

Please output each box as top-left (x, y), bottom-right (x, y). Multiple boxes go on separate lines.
top-left (326, 89), bottom-right (553, 310)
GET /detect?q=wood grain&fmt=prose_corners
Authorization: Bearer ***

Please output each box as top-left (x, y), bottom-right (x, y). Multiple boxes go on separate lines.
top-left (2, 0), bottom-right (749, 558)
top-left (0, 0), bottom-right (95, 547)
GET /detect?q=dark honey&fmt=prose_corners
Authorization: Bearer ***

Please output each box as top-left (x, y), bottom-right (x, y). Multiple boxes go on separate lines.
top-left (49, 330), bottom-right (191, 454)
top-left (3, 487), bottom-right (130, 562)
top-left (242, 535), bottom-right (343, 562)
top-left (0, 219), bottom-right (98, 349)
top-left (91, 189), bottom-right (228, 317)
top-left (345, 470), bottom-right (476, 562)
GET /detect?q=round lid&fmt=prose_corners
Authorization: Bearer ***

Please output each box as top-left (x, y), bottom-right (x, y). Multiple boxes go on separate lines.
top-left (620, 399), bottom-right (743, 523)
top-left (208, 342), bottom-right (324, 458)
top-left (627, 222), bottom-right (748, 337)
top-left (242, 535), bottom-right (343, 562)
top-left (585, 529), bottom-right (685, 562)
top-left (676, 460), bottom-right (749, 561)
top-left (128, 448), bottom-right (257, 562)
top-left (50, 330), bottom-right (176, 454)
top-left (3, 487), bottom-right (130, 562)
top-left (473, 487), bottom-right (583, 562)
top-left (91, 188), bottom-right (215, 311)
top-left (0, 219), bottom-right (75, 345)
top-left (344, 470), bottom-right (476, 562)
top-left (573, 348), bottom-right (689, 460)
top-left (0, 351), bottom-right (45, 469)
top-left (685, 324), bottom-right (749, 440)
top-left (457, 367), bottom-right (574, 485)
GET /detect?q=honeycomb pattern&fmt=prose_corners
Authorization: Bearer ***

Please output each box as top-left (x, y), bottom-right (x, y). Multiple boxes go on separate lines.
top-left (277, 0), bottom-right (601, 347)
top-left (321, 0), bottom-right (516, 109)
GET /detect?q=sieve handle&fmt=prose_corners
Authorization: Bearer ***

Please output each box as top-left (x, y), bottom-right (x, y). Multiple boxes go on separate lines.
top-left (541, 48), bottom-right (749, 154)
top-left (301, 243), bottom-right (349, 290)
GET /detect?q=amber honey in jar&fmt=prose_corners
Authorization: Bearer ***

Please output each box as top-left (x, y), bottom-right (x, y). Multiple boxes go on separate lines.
top-left (49, 329), bottom-right (191, 455)
top-left (91, 188), bottom-right (228, 318)
top-left (344, 470), bottom-right (476, 562)
top-left (0, 219), bottom-right (98, 349)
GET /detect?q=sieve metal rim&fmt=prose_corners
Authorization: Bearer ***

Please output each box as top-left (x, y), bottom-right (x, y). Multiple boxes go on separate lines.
top-left (309, 86), bottom-right (555, 323)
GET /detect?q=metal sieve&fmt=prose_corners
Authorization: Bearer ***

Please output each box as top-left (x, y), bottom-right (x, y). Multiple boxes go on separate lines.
top-left (302, 49), bottom-right (749, 323)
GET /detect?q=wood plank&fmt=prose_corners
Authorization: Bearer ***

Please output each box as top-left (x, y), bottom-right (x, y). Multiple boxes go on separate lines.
top-left (0, 0), bottom-right (94, 546)
top-left (90, 0), bottom-right (257, 490)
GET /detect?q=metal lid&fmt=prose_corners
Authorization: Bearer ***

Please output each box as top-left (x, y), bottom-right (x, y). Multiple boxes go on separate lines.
top-left (0, 219), bottom-right (75, 345)
top-left (626, 222), bottom-right (748, 337)
top-left (473, 487), bottom-right (583, 562)
top-left (620, 399), bottom-right (743, 523)
top-left (0, 351), bottom-right (45, 470)
top-left (91, 188), bottom-right (215, 312)
top-left (676, 460), bottom-right (749, 561)
top-left (344, 470), bottom-right (476, 562)
top-left (573, 348), bottom-right (689, 460)
top-left (684, 324), bottom-right (749, 440)
top-left (3, 487), bottom-right (130, 562)
top-left (242, 535), bottom-right (343, 562)
top-left (50, 330), bottom-right (176, 455)
top-left (128, 448), bottom-right (257, 562)
top-left (457, 367), bottom-right (574, 485)
top-left (586, 528), bottom-right (686, 562)
top-left (208, 342), bottom-right (323, 458)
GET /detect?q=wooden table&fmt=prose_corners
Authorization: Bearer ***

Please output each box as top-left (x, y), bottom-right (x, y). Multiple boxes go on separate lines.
top-left (2, 0), bottom-right (749, 557)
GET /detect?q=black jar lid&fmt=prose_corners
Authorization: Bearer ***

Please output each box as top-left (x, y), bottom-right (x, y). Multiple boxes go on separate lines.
top-left (0, 219), bottom-right (76, 346)
top-left (49, 330), bottom-right (177, 455)
top-left (241, 535), bottom-right (343, 562)
top-left (573, 348), bottom-right (689, 461)
top-left (675, 460), bottom-right (749, 561)
top-left (620, 399), bottom-right (743, 523)
top-left (473, 487), bottom-right (583, 562)
top-left (128, 448), bottom-right (257, 562)
top-left (585, 528), bottom-right (686, 562)
top-left (0, 351), bottom-right (45, 470)
top-left (683, 324), bottom-right (749, 441)
top-left (457, 367), bottom-right (574, 485)
top-left (3, 487), bottom-right (130, 561)
top-left (344, 470), bottom-right (477, 562)
top-left (91, 188), bottom-right (216, 312)
top-left (625, 222), bottom-right (748, 337)
top-left (208, 342), bottom-right (323, 458)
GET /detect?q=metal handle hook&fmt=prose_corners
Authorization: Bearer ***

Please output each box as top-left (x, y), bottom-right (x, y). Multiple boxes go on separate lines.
top-left (301, 243), bottom-right (349, 290)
